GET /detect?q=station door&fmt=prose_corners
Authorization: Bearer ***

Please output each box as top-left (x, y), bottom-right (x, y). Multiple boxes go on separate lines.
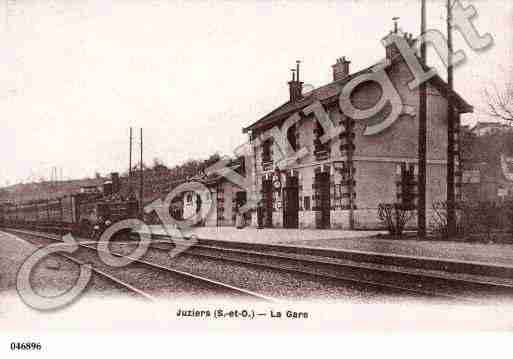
top-left (315, 172), bottom-right (331, 229)
top-left (261, 180), bottom-right (273, 228)
top-left (283, 177), bottom-right (299, 228)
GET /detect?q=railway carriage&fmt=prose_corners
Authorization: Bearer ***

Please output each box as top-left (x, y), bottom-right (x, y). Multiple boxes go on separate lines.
top-left (3, 203), bottom-right (19, 225)
top-left (0, 172), bottom-right (140, 237)
top-left (0, 194), bottom-right (139, 238)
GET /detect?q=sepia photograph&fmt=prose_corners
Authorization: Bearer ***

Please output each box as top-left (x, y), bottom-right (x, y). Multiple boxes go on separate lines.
top-left (0, 0), bottom-right (512, 356)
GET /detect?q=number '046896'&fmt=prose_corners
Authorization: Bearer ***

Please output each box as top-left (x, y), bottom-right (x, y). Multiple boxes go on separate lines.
top-left (10, 342), bottom-right (42, 351)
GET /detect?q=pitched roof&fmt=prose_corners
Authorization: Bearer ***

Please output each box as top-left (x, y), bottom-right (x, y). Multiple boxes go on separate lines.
top-left (243, 57), bottom-right (473, 134)
top-left (189, 157), bottom-right (244, 187)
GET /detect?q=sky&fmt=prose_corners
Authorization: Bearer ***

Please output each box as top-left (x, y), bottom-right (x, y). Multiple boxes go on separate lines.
top-left (0, 0), bottom-right (512, 186)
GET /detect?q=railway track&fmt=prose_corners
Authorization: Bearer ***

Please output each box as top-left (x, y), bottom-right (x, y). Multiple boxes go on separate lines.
top-left (3, 229), bottom-right (275, 303)
top-left (2, 230), bottom-right (155, 302)
top-left (6, 227), bottom-right (513, 302)
top-left (144, 234), bottom-right (513, 302)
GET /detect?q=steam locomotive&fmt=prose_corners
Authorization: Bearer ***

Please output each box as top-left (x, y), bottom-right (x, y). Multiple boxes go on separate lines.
top-left (0, 173), bottom-right (139, 238)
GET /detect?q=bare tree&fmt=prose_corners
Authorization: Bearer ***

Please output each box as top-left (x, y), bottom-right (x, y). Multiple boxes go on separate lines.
top-left (484, 77), bottom-right (513, 122)
top-left (378, 203), bottom-right (415, 237)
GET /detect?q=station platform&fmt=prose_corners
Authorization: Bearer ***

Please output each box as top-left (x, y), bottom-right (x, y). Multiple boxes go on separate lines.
top-left (148, 225), bottom-right (384, 244)
top-left (147, 225), bottom-right (513, 268)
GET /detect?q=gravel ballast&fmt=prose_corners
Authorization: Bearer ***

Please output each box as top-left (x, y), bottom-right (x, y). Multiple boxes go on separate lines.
top-left (107, 241), bottom-right (422, 302)
top-left (10, 231), bottom-right (256, 300)
top-left (0, 231), bottom-right (139, 300)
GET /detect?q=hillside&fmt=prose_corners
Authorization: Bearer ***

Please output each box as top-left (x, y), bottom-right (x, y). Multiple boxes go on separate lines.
top-left (0, 177), bottom-right (106, 203)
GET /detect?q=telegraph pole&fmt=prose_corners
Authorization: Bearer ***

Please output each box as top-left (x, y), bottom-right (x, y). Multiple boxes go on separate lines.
top-left (129, 127), bottom-right (133, 196)
top-left (446, 0), bottom-right (456, 237)
top-left (139, 128), bottom-right (144, 216)
top-left (418, 0), bottom-right (428, 237)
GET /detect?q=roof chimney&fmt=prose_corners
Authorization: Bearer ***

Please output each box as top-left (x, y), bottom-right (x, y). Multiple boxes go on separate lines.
top-left (288, 60), bottom-right (303, 102)
top-left (382, 17), bottom-right (417, 60)
top-left (332, 57), bottom-right (351, 81)
top-left (383, 31), bottom-right (417, 60)
top-left (393, 16), bottom-right (400, 34)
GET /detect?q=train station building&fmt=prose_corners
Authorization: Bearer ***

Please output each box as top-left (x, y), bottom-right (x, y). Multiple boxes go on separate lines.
top-left (1, 27), bottom-right (474, 233)
top-left (183, 157), bottom-right (250, 228)
top-left (240, 27), bottom-right (472, 230)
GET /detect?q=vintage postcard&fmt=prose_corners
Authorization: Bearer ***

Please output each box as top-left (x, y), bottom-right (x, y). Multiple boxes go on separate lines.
top-left (1, 0), bottom-right (512, 356)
